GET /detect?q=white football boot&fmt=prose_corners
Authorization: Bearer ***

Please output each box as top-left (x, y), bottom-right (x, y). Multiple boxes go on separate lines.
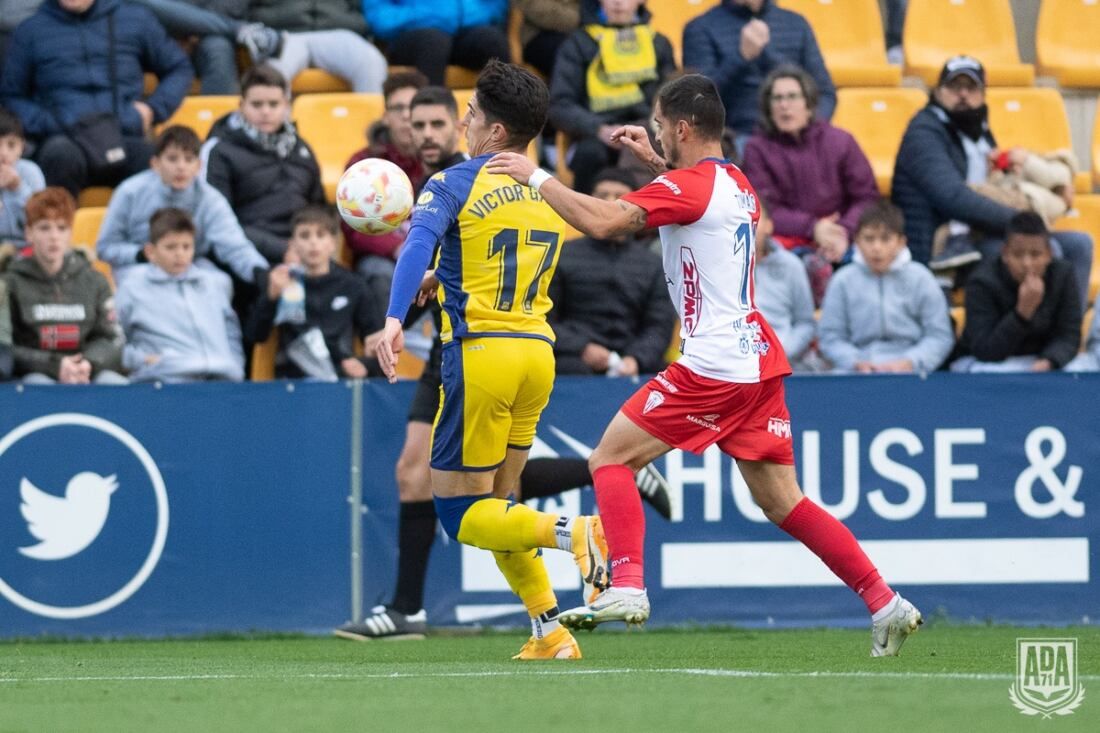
top-left (870, 594), bottom-right (922, 657)
top-left (560, 586), bottom-right (651, 630)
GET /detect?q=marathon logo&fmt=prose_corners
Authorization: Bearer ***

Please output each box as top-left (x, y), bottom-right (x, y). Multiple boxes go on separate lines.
top-left (681, 248), bottom-right (701, 335)
top-left (654, 175), bottom-right (682, 195)
top-left (768, 418), bottom-right (792, 439)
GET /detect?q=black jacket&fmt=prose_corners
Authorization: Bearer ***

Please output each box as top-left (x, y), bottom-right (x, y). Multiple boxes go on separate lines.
top-left (548, 235), bottom-right (674, 374)
top-left (960, 256), bottom-right (1081, 369)
top-left (548, 1), bottom-right (677, 138)
top-left (248, 0), bottom-right (368, 34)
top-left (246, 263), bottom-right (382, 378)
top-left (204, 114), bottom-right (325, 264)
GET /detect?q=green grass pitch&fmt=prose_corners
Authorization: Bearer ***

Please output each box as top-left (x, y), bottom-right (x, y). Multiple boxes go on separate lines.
top-left (1, 625), bottom-right (1097, 733)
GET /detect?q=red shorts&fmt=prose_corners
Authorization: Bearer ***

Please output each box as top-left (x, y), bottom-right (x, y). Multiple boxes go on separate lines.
top-left (621, 363), bottom-right (794, 464)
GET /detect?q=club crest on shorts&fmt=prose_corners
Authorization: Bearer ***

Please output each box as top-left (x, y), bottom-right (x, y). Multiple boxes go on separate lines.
top-left (1010, 638), bottom-right (1085, 717)
top-left (643, 391), bottom-right (665, 415)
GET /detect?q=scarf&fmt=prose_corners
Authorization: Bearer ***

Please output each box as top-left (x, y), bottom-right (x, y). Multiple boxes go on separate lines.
top-left (229, 111), bottom-right (300, 159)
top-left (584, 23), bottom-right (658, 113)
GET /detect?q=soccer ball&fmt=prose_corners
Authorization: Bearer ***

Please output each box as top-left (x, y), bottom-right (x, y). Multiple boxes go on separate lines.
top-left (336, 158), bottom-right (415, 235)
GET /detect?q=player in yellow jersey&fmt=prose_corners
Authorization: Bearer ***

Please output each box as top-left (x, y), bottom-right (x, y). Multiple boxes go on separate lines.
top-left (376, 60), bottom-right (608, 660)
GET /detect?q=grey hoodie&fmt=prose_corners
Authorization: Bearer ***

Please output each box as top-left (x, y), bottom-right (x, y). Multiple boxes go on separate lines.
top-left (753, 238), bottom-right (815, 362)
top-left (818, 247), bottom-right (954, 372)
top-left (115, 263), bottom-right (244, 382)
top-left (97, 169), bottom-right (266, 283)
top-left (0, 158), bottom-right (46, 244)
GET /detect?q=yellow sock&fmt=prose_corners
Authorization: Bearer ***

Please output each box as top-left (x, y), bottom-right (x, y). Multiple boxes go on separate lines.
top-left (493, 550), bottom-right (557, 618)
top-left (456, 498), bottom-right (557, 552)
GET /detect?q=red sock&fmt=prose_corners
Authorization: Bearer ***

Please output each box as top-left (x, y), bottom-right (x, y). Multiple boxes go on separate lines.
top-left (593, 464), bottom-right (645, 589)
top-left (779, 497), bottom-right (895, 614)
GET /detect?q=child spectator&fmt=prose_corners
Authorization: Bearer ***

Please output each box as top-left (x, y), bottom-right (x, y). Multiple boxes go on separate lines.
top-left (246, 205), bottom-right (381, 379)
top-left (0, 107), bottom-right (45, 246)
top-left (3, 188), bottom-right (125, 384)
top-left (204, 65), bottom-right (325, 264)
top-left (98, 125), bottom-right (266, 285)
top-left (752, 200), bottom-right (818, 371)
top-left (952, 211), bottom-right (1082, 373)
top-left (819, 201), bottom-right (954, 374)
top-left (116, 208), bottom-right (245, 383)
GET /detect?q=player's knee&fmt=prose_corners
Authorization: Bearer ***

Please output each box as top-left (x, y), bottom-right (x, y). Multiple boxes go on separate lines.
top-left (396, 457), bottom-right (430, 502)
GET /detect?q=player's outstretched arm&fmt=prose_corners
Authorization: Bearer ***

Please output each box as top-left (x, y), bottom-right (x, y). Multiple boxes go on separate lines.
top-left (485, 153), bottom-right (649, 240)
top-left (379, 226), bottom-right (437, 383)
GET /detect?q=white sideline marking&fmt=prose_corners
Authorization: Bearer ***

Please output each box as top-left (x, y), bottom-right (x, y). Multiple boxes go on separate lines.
top-left (2, 668), bottom-right (1098, 684)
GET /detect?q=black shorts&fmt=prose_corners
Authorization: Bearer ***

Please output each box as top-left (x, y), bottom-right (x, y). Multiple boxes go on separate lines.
top-left (407, 338), bottom-right (443, 424)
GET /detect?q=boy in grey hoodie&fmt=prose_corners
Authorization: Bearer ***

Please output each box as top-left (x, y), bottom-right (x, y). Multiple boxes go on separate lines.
top-left (97, 125), bottom-right (267, 285)
top-left (819, 201), bottom-right (954, 373)
top-left (115, 208), bottom-right (244, 382)
top-left (0, 107), bottom-right (45, 246)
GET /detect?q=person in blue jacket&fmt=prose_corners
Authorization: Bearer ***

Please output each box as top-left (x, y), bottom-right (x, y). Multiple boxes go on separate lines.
top-left (362, 0), bottom-right (511, 86)
top-left (0, 0), bottom-right (193, 196)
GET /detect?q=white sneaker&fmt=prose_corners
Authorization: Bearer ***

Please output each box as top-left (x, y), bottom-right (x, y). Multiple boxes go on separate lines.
top-left (870, 595), bottom-right (922, 657)
top-left (560, 587), bottom-right (650, 630)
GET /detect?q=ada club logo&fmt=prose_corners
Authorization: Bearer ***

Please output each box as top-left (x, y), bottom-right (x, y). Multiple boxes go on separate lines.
top-left (0, 413), bottom-right (168, 619)
top-left (1010, 638), bottom-right (1085, 717)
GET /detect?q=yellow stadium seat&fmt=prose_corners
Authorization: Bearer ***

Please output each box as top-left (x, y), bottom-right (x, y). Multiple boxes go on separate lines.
top-left (1093, 98), bottom-right (1100, 189)
top-left (291, 69), bottom-right (350, 94)
top-left (903, 0), bottom-right (1034, 87)
top-left (72, 207), bottom-right (106, 255)
top-left (158, 95), bottom-right (238, 138)
top-left (387, 64), bottom-right (483, 90)
top-left (77, 187), bottom-right (113, 208)
top-left (1036, 0), bottom-right (1100, 88)
top-left (92, 259), bottom-right (115, 291)
top-left (985, 88), bottom-right (1090, 194)
top-left (1083, 307), bottom-right (1094, 351)
top-left (779, 0), bottom-right (900, 87)
top-left (250, 331), bottom-right (278, 381)
top-left (145, 73), bottom-right (200, 96)
top-left (1054, 194), bottom-right (1100, 302)
top-left (832, 87), bottom-right (926, 195)
top-left (649, 0), bottom-right (719, 67)
top-left (950, 306), bottom-right (965, 340)
top-left (554, 130), bottom-right (574, 188)
top-left (291, 93), bottom-right (386, 202)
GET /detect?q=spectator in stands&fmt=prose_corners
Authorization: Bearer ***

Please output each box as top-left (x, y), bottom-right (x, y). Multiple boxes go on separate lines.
top-left (0, 1), bottom-right (41, 80)
top-left (363, 0), bottom-right (511, 87)
top-left (683, 0), bottom-right (835, 156)
top-left (249, 0), bottom-right (368, 34)
top-left (97, 126), bottom-right (266, 286)
top-left (342, 71), bottom-right (427, 280)
top-left (0, 0), bottom-right (193, 197)
top-left (549, 0), bottom-right (676, 194)
top-left (952, 212), bottom-right (1081, 373)
top-left (819, 201), bottom-right (954, 374)
top-left (246, 205), bottom-right (382, 379)
top-left (0, 269), bottom-right (12, 380)
top-left (116, 208), bottom-right (244, 382)
top-left (891, 56), bottom-right (1093, 310)
top-left (0, 107), bottom-right (45, 247)
top-left (1066, 293), bottom-right (1099, 372)
top-left (742, 65), bottom-right (878, 303)
top-left (753, 200), bottom-right (818, 372)
top-left (884, 0), bottom-right (905, 65)
top-left (516, 0), bottom-right (580, 79)
top-left (548, 167), bottom-right (674, 375)
top-left (3, 188), bottom-right (126, 383)
top-left (204, 65), bottom-right (325, 264)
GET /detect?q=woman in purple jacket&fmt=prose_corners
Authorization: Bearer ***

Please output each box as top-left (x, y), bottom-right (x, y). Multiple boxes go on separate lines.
top-left (742, 65), bottom-right (879, 303)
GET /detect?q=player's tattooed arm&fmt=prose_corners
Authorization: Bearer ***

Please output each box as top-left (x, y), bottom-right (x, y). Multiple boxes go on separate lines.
top-left (618, 200), bottom-right (649, 232)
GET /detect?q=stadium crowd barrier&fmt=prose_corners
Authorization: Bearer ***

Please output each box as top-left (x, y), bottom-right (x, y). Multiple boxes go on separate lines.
top-left (0, 374), bottom-right (1095, 637)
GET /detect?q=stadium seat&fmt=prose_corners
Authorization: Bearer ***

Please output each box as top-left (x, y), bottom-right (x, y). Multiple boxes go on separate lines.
top-left (77, 187), bottom-right (113, 208)
top-left (778, 0), bottom-right (900, 87)
top-left (950, 306), bottom-right (965, 340)
top-left (387, 65), bottom-right (481, 90)
top-left (72, 207), bottom-right (106, 254)
top-left (1036, 0), bottom-right (1100, 88)
top-left (291, 93), bottom-right (386, 202)
top-left (1084, 308), bottom-right (1095, 350)
top-left (291, 69), bottom-right (351, 94)
top-left (1093, 99), bottom-right (1100, 189)
top-left (902, 0), bottom-right (1034, 87)
top-left (92, 259), bottom-right (115, 291)
top-left (144, 72), bottom-right (200, 96)
top-left (648, 0), bottom-right (719, 67)
top-left (831, 87), bottom-right (926, 194)
top-left (158, 95), bottom-right (238, 138)
top-left (250, 331), bottom-right (278, 381)
top-left (1053, 194), bottom-right (1100, 301)
top-left (985, 88), bottom-right (1091, 194)
top-left (554, 131), bottom-right (575, 188)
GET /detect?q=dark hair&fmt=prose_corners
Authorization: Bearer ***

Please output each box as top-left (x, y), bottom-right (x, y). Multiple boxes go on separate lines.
top-left (25, 187), bottom-right (76, 227)
top-left (0, 107), bottom-right (23, 140)
top-left (758, 65), bottom-right (819, 137)
top-left (593, 167), bottom-right (639, 191)
top-left (655, 74), bottom-right (726, 142)
top-left (1005, 211), bottom-right (1050, 241)
top-left (291, 205), bottom-right (339, 235)
top-left (241, 64), bottom-right (288, 96)
top-left (383, 70), bottom-right (429, 101)
top-left (411, 86), bottom-right (458, 116)
top-left (155, 125), bottom-right (201, 156)
top-left (475, 59), bottom-right (549, 147)
top-left (856, 200), bottom-right (905, 237)
top-left (148, 207), bottom-right (195, 244)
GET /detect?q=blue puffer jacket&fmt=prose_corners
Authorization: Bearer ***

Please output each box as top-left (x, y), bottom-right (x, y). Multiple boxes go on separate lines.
top-left (362, 0), bottom-right (507, 41)
top-left (0, 0), bottom-right (192, 139)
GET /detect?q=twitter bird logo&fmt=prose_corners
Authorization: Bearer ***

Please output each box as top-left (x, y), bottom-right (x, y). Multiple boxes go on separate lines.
top-left (18, 473), bottom-right (119, 560)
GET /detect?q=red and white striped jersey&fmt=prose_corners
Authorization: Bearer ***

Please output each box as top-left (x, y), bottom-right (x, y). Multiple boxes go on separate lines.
top-left (622, 158), bottom-right (791, 383)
